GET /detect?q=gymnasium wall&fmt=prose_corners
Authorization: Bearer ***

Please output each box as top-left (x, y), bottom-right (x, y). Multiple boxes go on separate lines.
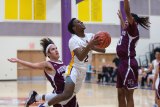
top-left (0, 36), bottom-right (62, 80)
top-left (0, 0), bottom-right (159, 80)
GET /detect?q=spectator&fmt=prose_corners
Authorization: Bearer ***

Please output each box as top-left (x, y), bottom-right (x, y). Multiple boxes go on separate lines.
top-left (147, 48), bottom-right (160, 87)
top-left (112, 56), bottom-right (120, 82)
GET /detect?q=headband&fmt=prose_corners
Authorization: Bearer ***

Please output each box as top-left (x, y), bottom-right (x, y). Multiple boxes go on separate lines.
top-left (46, 44), bottom-right (54, 54)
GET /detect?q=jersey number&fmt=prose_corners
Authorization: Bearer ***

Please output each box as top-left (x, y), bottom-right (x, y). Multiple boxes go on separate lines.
top-left (84, 55), bottom-right (89, 62)
top-left (117, 36), bottom-right (123, 45)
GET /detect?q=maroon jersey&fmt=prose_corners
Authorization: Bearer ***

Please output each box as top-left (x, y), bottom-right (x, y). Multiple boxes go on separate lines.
top-left (116, 21), bottom-right (139, 89)
top-left (116, 21), bottom-right (139, 59)
top-left (44, 61), bottom-right (66, 94)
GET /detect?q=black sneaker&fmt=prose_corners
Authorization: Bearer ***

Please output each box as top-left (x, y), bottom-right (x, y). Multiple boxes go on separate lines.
top-left (25, 90), bottom-right (37, 107)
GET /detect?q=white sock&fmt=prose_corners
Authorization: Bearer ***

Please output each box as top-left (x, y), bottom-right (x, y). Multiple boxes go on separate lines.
top-left (43, 101), bottom-right (49, 107)
top-left (45, 93), bottom-right (57, 101)
top-left (35, 94), bottom-right (42, 101)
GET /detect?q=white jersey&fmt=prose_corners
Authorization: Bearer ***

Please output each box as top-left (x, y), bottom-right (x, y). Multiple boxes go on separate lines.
top-left (66, 33), bottom-right (94, 94)
top-left (152, 59), bottom-right (160, 74)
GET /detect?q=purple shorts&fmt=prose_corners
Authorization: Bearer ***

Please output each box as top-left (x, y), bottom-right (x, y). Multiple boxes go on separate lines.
top-left (116, 58), bottom-right (138, 89)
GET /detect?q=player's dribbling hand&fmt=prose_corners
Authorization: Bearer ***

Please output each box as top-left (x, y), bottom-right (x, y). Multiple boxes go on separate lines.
top-left (8, 58), bottom-right (19, 63)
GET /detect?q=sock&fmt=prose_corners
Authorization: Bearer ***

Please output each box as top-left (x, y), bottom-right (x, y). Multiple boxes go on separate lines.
top-left (43, 101), bottom-right (49, 107)
top-left (35, 94), bottom-right (42, 101)
top-left (45, 93), bottom-right (57, 101)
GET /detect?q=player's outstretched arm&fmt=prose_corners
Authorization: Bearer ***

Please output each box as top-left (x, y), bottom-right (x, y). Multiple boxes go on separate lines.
top-left (117, 10), bottom-right (125, 29)
top-left (124, 0), bottom-right (133, 24)
top-left (8, 58), bottom-right (47, 69)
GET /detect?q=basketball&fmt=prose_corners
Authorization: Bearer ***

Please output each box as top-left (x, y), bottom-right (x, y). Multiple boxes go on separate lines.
top-left (95, 31), bottom-right (111, 49)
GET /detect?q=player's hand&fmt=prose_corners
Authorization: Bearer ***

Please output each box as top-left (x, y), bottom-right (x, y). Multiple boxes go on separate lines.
top-left (117, 10), bottom-right (123, 19)
top-left (88, 35), bottom-right (102, 49)
top-left (8, 58), bottom-right (19, 63)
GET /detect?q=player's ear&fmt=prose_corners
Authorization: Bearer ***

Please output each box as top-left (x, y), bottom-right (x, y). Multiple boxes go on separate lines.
top-left (46, 52), bottom-right (50, 58)
top-left (72, 26), bottom-right (76, 32)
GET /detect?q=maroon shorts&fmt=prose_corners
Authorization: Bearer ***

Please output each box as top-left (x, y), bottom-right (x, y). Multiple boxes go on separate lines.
top-left (116, 58), bottom-right (138, 89)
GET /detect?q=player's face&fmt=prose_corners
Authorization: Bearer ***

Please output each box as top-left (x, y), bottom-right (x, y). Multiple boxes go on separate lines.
top-left (48, 44), bottom-right (60, 60)
top-left (73, 19), bottom-right (86, 32)
top-left (155, 52), bottom-right (160, 60)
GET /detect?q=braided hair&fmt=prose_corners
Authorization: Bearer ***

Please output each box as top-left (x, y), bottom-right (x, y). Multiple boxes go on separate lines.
top-left (40, 38), bottom-right (54, 57)
top-left (131, 13), bottom-right (150, 30)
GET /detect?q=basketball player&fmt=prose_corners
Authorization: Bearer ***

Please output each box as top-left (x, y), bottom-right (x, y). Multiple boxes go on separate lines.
top-left (8, 38), bottom-right (78, 107)
top-left (152, 63), bottom-right (160, 107)
top-left (153, 62), bottom-right (160, 107)
top-left (38, 18), bottom-right (105, 107)
top-left (116, 0), bottom-right (150, 107)
top-left (152, 49), bottom-right (160, 107)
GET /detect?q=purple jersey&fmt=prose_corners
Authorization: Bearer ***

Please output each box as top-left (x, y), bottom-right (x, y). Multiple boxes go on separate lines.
top-left (116, 21), bottom-right (139, 89)
top-left (44, 61), bottom-right (66, 94)
top-left (116, 21), bottom-right (139, 59)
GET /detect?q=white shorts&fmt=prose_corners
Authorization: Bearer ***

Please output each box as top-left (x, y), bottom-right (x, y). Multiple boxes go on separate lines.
top-left (65, 66), bottom-right (86, 94)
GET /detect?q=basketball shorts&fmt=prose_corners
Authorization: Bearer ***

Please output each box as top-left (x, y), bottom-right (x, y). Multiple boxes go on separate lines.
top-left (116, 58), bottom-right (138, 89)
top-left (65, 65), bottom-right (86, 94)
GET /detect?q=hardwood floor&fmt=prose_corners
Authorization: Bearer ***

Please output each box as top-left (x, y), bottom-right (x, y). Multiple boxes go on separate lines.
top-left (0, 81), bottom-right (155, 107)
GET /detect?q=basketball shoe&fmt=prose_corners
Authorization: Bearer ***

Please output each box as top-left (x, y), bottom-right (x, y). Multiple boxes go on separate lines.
top-left (25, 90), bottom-right (37, 107)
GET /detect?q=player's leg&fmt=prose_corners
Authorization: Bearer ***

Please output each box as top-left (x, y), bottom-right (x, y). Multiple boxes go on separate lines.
top-left (124, 59), bottom-right (138, 107)
top-left (25, 91), bottom-right (57, 107)
top-left (63, 96), bottom-right (79, 107)
top-left (117, 61), bottom-right (127, 107)
top-left (118, 88), bottom-right (126, 107)
top-left (154, 88), bottom-right (160, 107)
top-left (25, 90), bottom-right (38, 107)
top-left (125, 89), bottom-right (134, 107)
top-left (156, 98), bottom-right (160, 107)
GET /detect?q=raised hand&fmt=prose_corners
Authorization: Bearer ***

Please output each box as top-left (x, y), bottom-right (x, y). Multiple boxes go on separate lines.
top-left (117, 10), bottom-right (123, 20)
top-left (117, 10), bottom-right (125, 28)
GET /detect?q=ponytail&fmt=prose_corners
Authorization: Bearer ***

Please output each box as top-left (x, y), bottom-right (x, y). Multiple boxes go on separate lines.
top-left (131, 13), bottom-right (150, 30)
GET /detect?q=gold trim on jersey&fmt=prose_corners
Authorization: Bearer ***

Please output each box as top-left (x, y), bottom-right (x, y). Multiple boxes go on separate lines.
top-left (66, 51), bottom-right (74, 76)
